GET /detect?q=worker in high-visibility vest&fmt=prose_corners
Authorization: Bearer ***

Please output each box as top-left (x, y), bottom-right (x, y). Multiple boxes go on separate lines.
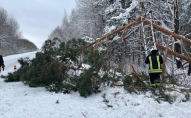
top-left (145, 48), bottom-right (163, 88)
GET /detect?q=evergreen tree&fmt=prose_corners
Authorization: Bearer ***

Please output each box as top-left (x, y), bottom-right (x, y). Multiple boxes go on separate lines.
top-left (2, 38), bottom-right (109, 96)
top-left (77, 50), bottom-right (103, 97)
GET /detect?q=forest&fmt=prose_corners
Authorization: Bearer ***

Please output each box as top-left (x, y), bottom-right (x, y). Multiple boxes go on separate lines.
top-left (1, 0), bottom-right (189, 100)
top-left (1, 0), bottom-right (191, 117)
top-left (49, 0), bottom-right (191, 79)
top-left (0, 6), bottom-right (37, 56)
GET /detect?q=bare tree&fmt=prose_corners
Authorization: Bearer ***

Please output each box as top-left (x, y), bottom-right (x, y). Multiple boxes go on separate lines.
top-left (76, 0), bottom-right (104, 39)
top-left (0, 6), bottom-right (36, 56)
top-left (0, 7), bottom-right (8, 37)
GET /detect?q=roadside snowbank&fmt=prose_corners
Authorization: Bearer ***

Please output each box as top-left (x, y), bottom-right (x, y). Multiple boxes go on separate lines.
top-left (0, 51), bottom-right (191, 118)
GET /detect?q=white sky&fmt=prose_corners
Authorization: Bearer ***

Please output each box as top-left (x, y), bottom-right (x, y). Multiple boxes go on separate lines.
top-left (0, 0), bottom-right (76, 49)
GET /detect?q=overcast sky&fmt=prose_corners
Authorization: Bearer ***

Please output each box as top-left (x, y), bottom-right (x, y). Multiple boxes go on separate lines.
top-left (0, 0), bottom-right (76, 49)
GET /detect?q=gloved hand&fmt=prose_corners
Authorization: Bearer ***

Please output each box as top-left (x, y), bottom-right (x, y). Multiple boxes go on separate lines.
top-left (2, 65), bottom-right (5, 71)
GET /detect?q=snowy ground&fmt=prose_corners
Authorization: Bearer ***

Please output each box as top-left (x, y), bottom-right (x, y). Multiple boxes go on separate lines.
top-left (0, 51), bottom-right (191, 118)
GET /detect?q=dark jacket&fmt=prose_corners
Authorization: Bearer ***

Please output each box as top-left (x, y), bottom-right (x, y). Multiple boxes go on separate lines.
top-left (0, 55), bottom-right (4, 67)
top-left (145, 53), bottom-right (163, 73)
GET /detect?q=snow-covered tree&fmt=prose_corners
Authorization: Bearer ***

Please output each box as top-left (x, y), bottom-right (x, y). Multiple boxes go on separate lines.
top-left (75, 0), bottom-right (104, 39)
top-left (49, 26), bottom-right (64, 40)
top-left (0, 6), bottom-right (37, 56)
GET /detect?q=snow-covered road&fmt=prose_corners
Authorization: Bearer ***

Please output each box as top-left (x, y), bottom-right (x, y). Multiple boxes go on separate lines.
top-left (0, 51), bottom-right (191, 118)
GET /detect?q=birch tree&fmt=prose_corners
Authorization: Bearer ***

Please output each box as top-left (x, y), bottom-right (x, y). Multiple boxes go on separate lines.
top-left (76, 0), bottom-right (104, 39)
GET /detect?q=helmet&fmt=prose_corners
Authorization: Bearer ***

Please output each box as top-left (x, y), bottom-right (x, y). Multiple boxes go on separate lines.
top-left (150, 47), bottom-right (158, 52)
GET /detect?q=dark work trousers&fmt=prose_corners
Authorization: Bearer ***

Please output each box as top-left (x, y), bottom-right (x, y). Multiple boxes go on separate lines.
top-left (149, 73), bottom-right (161, 87)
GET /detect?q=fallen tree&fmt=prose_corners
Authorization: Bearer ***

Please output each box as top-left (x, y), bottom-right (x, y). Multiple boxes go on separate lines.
top-left (80, 21), bottom-right (141, 51)
top-left (136, 15), bottom-right (191, 46)
top-left (80, 16), bottom-right (191, 78)
top-left (156, 44), bottom-right (191, 63)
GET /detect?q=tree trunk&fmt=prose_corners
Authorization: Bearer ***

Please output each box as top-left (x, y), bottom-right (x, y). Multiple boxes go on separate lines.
top-left (174, 0), bottom-right (181, 68)
top-left (81, 21), bottom-right (141, 51)
top-left (156, 43), bottom-right (191, 63)
top-left (136, 16), bottom-right (191, 46)
top-left (174, 0), bottom-right (179, 35)
top-left (161, 35), bottom-right (172, 78)
top-left (121, 0), bottom-right (125, 9)
top-left (110, 0), bottom-right (114, 4)
top-left (188, 63), bottom-right (191, 75)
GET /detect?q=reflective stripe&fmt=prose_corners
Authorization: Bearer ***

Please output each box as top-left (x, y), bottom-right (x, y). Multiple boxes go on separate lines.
top-left (149, 70), bottom-right (162, 73)
top-left (155, 83), bottom-right (160, 86)
top-left (150, 84), bottom-right (155, 87)
top-left (149, 55), bottom-right (162, 73)
top-left (149, 56), bottom-right (153, 69)
top-left (157, 55), bottom-right (160, 69)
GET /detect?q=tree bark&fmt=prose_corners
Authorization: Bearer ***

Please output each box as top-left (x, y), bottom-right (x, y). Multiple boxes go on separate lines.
top-left (174, 0), bottom-right (179, 35)
top-left (188, 64), bottom-right (191, 75)
top-left (136, 16), bottom-right (191, 46)
top-left (81, 21), bottom-right (141, 51)
top-left (174, 0), bottom-right (181, 68)
top-left (161, 35), bottom-right (172, 78)
top-left (112, 67), bottom-right (117, 87)
top-left (128, 66), bottom-right (146, 85)
top-left (156, 44), bottom-right (191, 63)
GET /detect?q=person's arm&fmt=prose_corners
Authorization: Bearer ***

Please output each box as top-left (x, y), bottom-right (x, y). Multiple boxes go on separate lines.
top-left (145, 56), bottom-right (149, 64)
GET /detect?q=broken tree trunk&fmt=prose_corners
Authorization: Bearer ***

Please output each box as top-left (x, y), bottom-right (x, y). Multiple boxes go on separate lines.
top-left (106, 36), bottom-right (110, 69)
top-left (81, 21), bottom-right (141, 51)
top-left (113, 84), bottom-right (123, 86)
top-left (121, 25), bottom-right (129, 42)
top-left (181, 39), bottom-right (191, 75)
top-left (161, 35), bottom-right (173, 78)
top-left (156, 44), bottom-right (191, 63)
top-left (181, 39), bottom-right (191, 61)
top-left (128, 66), bottom-right (146, 85)
top-left (112, 67), bottom-right (117, 87)
top-left (136, 16), bottom-right (191, 46)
